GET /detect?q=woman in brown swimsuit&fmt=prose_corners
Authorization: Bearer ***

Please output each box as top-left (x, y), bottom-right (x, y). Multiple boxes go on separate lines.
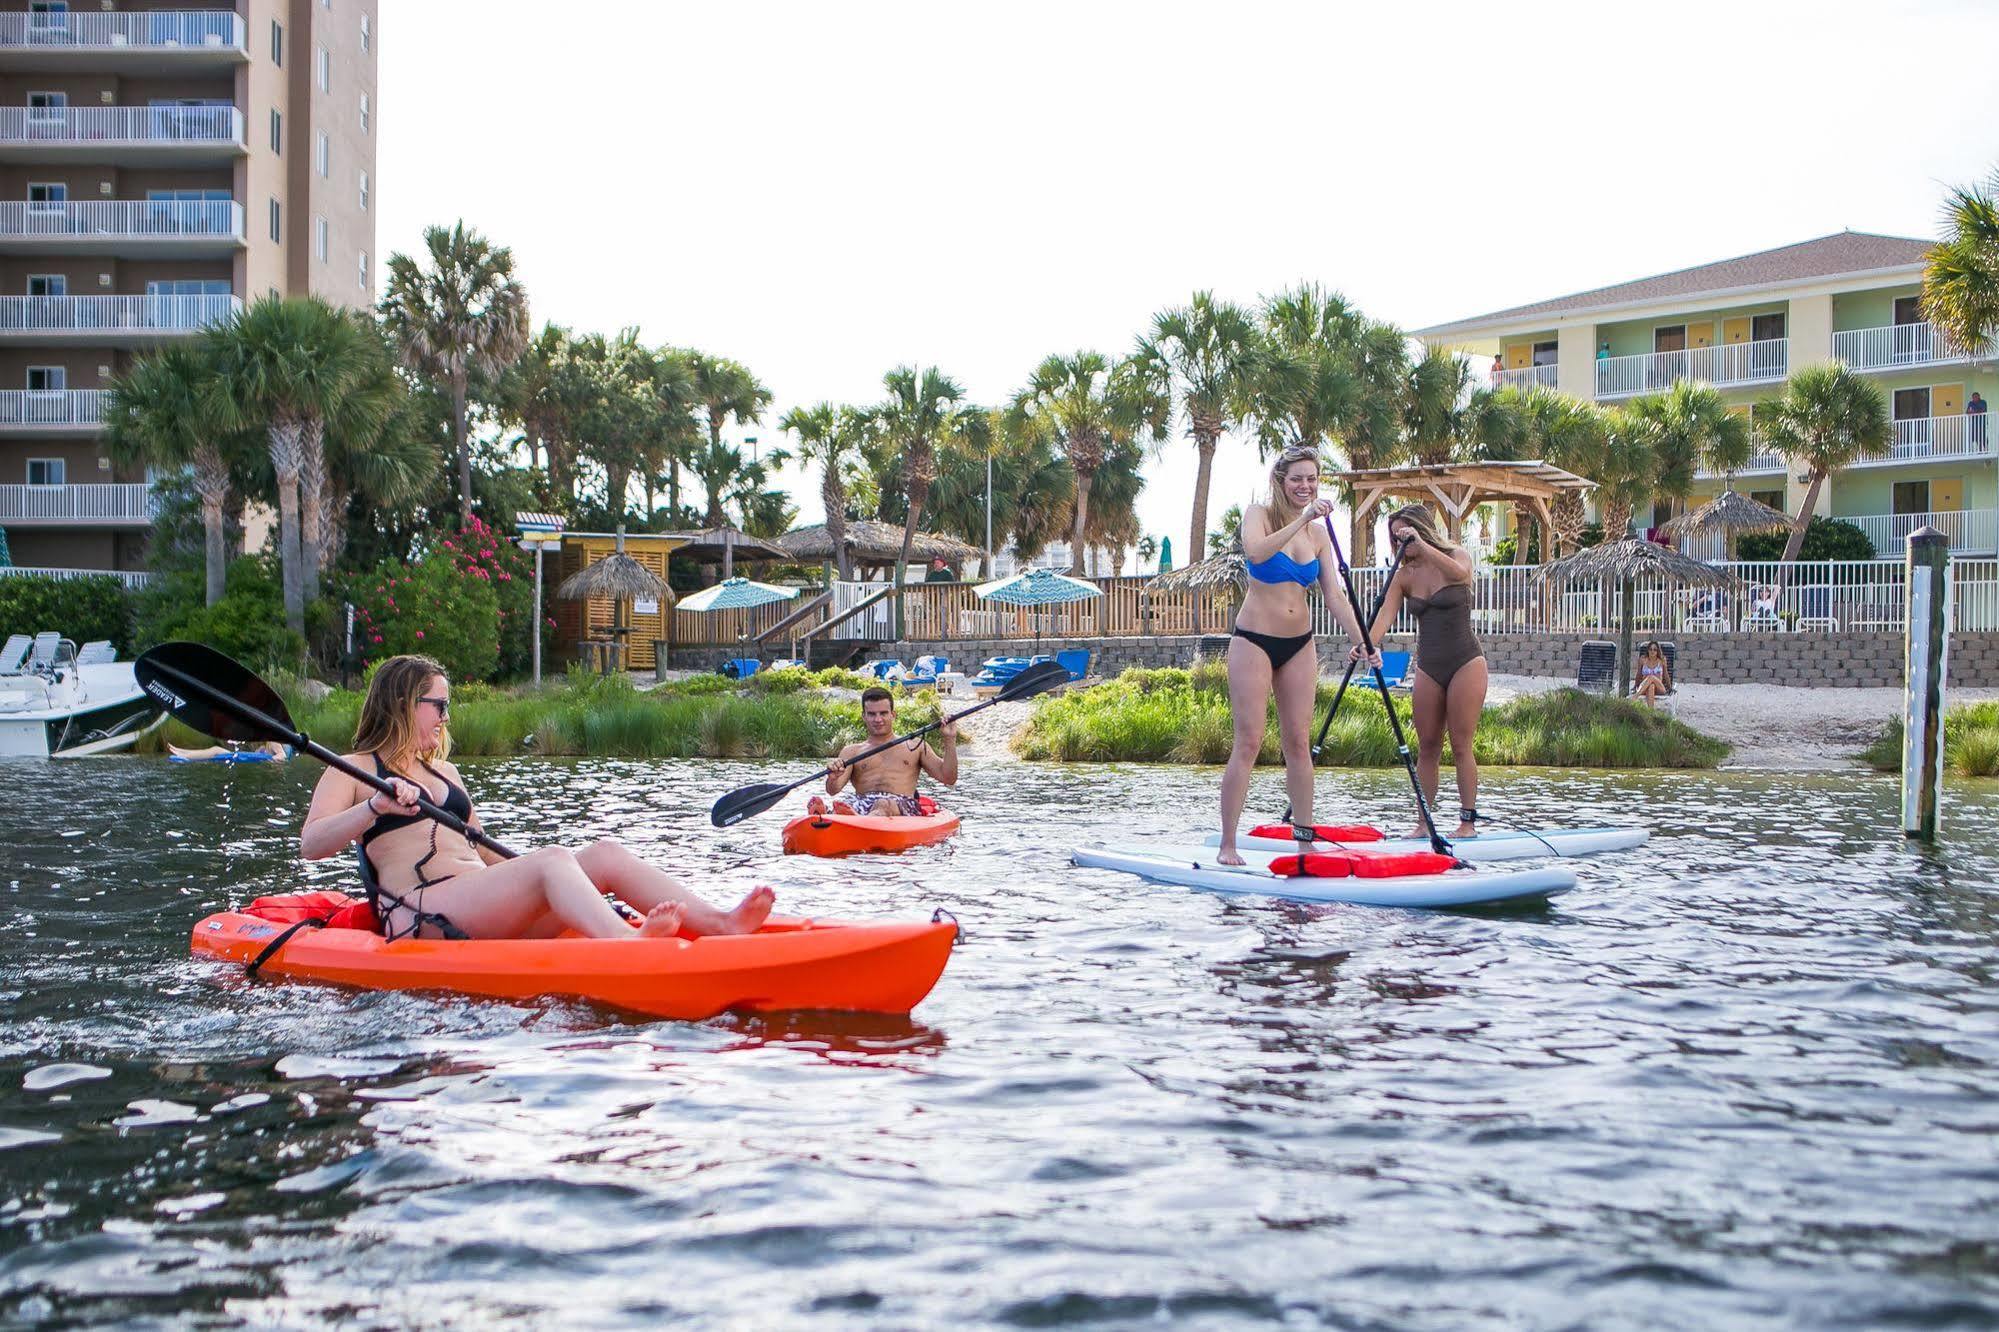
top-left (1357, 504), bottom-right (1486, 839)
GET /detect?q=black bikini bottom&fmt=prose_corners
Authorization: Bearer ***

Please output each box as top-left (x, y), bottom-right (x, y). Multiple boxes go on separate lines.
top-left (1232, 626), bottom-right (1314, 672)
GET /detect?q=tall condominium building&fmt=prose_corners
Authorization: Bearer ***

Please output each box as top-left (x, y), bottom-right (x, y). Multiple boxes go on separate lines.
top-left (0, 0), bottom-right (378, 578)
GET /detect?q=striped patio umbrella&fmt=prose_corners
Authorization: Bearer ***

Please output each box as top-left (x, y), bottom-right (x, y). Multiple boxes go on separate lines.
top-left (974, 569), bottom-right (1101, 649)
top-left (677, 577), bottom-right (801, 612)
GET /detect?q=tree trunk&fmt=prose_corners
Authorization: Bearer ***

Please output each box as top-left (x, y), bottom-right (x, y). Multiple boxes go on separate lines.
top-left (1350, 508), bottom-right (1372, 568)
top-left (1617, 577), bottom-right (1635, 698)
top-left (823, 470), bottom-right (852, 581)
top-left (191, 444), bottom-right (229, 607)
top-left (607, 466), bottom-right (628, 525)
top-left (894, 479), bottom-right (928, 639)
top-left (452, 371), bottom-right (473, 528)
top-left (1188, 418), bottom-right (1219, 567)
top-left (1551, 492), bottom-right (1588, 556)
top-left (1603, 499), bottom-right (1634, 543)
top-left (267, 420), bottom-right (308, 633)
top-left (299, 417), bottom-right (327, 605)
top-left (1068, 469), bottom-right (1095, 574)
top-left (668, 455), bottom-right (679, 517)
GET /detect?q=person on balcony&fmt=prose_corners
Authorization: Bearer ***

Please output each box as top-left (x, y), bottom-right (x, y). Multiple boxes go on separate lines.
top-left (1969, 391), bottom-right (1987, 448)
top-left (1489, 355), bottom-right (1504, 387)
top-left (1597, 341), bottom-right (1612, 361)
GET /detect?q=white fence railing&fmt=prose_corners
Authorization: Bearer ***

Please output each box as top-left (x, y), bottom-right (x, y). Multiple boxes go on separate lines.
top-left (0, 11), bottom-right (246, 51)
top-left (828, 579), bottom-right (900, 640)
top-left (0, 389), bottom-right (105, 427)
top-left (1495, 364), bottom-right (1558, 391)
top-left (0, 483), bottom-right (155, 523)
top-left (1842, 413), bottom-right (1998, 467)
top-left (0, 294), bottom-right (240, 335)
top-left (0, 200), bottom-right (243, 240)
top-left (0, 105), bottom-right (243, 145)
top-left (0, 564), bottom-right (153, 589)
top-left (1833, 321), bottom-right (1988, 371)
top-left (1696, 446), bottom-right (1787, 478)
top-left (1597, 337), bottom-right (1788, 397)
top-left (1846, 510), bottom-right (1995, 558)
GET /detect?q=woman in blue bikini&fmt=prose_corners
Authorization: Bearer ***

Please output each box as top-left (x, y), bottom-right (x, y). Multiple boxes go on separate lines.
top-left (1218, 446), bottom-right (1379, 865)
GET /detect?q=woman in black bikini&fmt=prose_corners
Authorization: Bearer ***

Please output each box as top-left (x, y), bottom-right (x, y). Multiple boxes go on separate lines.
top-left (1358, 504), bottom-right (1485, 839)
top-left (1218, 446), bottom-right (1379, 865)
top-left (300, 654), bottom-right (774, 941)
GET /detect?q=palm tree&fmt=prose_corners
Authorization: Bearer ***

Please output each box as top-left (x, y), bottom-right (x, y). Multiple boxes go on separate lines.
top-left (104, 343), bottom-right (238, 605)
top-left (202, 296), bottom-right (385, 630)
top-left (1138, 292), bottom-right (1259, 572)
top-left (924, 409), bottom-right (1071, 577)
top-left (781, 402), bottom-right (868, 579)
top-left (686, 354), bottom-right (771, 518)
top-left (1136, 534), bottom-right (1159, 572)
top-left (564, 331), bottom-right (657, 523)
top-left (1403, 346), bottom-right (1479, 466)
top-left (1625, 381), bottom-right (1751, 520)
top-left (496, 323), bottom-right (572, 496)
top-left (1756, 363), bottom-right (1891, 565)
top-left (380, 221), bottom-right (531, 526)
top-left (1251, 285), bottom-right (1361, 463)
top-left (1008, 351), bottom-right (1164, 574)
top-left (874, 366), bottom-right (985, 632)
top-left (1593, 405), bottom-right (1661, 540)
top-left (1922, 166), bottom-right (1999, 352)
top-left (1080, 435), bottom-right (1147, 574)
top-left (325, 364), bottom-right (441, 572)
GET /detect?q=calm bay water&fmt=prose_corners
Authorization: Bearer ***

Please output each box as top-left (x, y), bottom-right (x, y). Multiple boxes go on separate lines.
top-left (0, 754), bottom-right (1995, 1329)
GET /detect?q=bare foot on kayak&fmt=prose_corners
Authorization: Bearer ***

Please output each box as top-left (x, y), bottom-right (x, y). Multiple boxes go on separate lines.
top-left (637, 903), bottom-right (684, 938)
top-left (722, 885), bottom-right (776, 934)
top-left (1216, 844), bottom-right (1246, 867)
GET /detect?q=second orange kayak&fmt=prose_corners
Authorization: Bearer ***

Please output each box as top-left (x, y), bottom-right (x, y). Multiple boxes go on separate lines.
top-left (781, 810), bottom-right (961, 857)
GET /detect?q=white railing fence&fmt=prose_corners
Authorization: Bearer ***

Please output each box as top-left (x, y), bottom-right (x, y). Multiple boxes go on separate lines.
top-left (0, 294), bottom-right (241, 333)
top-left (0, 11), bottom-right (246, 49)
top-left (0, 483), bottom-right (155, 522)
top-left (0, 200), bottom-right (243, 239)
top-left (1495, 364), bottom-right (1558, 391)
top-left (1597, 337), bottom-right (1788, 397)
top-left (1864, 413), bottom-right (1996, 465)
top-left (1846, 510), bottom-right (1995, 559)
top-left (1833, 321), bottom-right (1987, 371)
top-left (0, 565), bottom-right (154, 589)
top-left (0, 389), bottom-right (106, 427)
top-left (0, 105), bottom-right (243, 144)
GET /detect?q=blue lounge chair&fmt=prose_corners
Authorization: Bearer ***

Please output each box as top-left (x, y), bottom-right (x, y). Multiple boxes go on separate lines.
top-left (1054, 648), bottom-right (1091, 681)
top-left (719, 657), bottom-right (761, 680)
top-left (1377, 650), bottom-right (1411, 689)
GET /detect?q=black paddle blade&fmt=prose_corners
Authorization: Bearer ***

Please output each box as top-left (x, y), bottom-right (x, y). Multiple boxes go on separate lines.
top-left (710, 781), bottom-right (793, 829)
top-left (135, 641), bottom-right (295, 745)
top-left (995, 659), bottom-right (1072, 701)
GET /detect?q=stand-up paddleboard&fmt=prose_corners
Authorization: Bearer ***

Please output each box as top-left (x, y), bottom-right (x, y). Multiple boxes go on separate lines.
top-left (1214, 825), bottom-right (1647, 862)
top-left (1072, 844), bottom-right (1575, 909)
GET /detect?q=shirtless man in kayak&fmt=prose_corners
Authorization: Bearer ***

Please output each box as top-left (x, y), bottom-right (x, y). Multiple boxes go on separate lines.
top-left (806, 686), bottom-right (957, 817)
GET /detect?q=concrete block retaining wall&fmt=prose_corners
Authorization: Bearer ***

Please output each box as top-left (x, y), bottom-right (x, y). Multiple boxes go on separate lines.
top-left (885, 631), bottom-right (1999, 689)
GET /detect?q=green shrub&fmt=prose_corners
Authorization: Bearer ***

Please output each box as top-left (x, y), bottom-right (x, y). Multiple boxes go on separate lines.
top-left (346, 546), bottom-right (501, 683)
top-left (0, 572), bottom-right (130, 652)
top-left (133, 555), bottom-right (305, 669)
top-left (1863, 700), bottom-right (1999, 777)
top-left (1736, 516), bottom-right (1873, 562)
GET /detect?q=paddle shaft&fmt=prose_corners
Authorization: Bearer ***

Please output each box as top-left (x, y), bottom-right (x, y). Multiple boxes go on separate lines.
top-left (143, 656), bottom-right (522, 860)
top-left (1321, 515), bottom-right (1453, 856)
top-left (1281, 535), bottom-right (1410, 824)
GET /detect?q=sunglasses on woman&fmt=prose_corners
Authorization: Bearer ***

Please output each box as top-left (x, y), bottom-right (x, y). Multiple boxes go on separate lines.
top-left (418, 695), bottom-right (449, 716)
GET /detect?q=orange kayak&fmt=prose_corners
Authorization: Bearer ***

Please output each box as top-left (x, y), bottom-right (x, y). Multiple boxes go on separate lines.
top-left (781, 810), bottom-right (961, 857)
top-left (190, 911), bottom-right (958, 1020)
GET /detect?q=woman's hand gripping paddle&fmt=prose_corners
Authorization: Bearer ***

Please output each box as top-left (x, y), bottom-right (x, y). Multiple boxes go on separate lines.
top-left (135, 640), bottom-right (522, 861)
top-left (709, 659), bottom-right (1073, 828)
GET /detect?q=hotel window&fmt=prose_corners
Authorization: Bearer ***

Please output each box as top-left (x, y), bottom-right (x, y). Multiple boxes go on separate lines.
top-left (27, 274), bottom-right (66, 297)
top-left (316, 131), bottom-right (329, 177)
top-left (146, 279), bottom-right (228, 297)
top-left (361, 14), bottom-right (371, 53)
top-left (1893, 295), bottom-right (1923, 326)
top-left (1893, 387), bottom-right (1932, 421)
top-left (27, 183), bottom-right (66, 212)
top-left (1531, 339), bottom-right (1558, 367)
top-left (358, 170), bottom-right (369, 211)
top-left (27, 366), bottom-right (65, 392)
top-left (314, 216), bottom-right (328, 262)
top-left (316, 45), bottom-right (330, 93)
top-left (1752, 312), bottom-right (1786, 342)
top-left (26, 458), bottom-right (65, 487)
top-left (1892, 480), bottom-right (1930, 516)
top-left (357, 249), bottom-right (368, 292)
top-left (271, 19), bottom-right (283, 66)
top-left (1750, 489), bottom-right (1784, 512)
top-left (359, 93), bottom-right (369, 133)
top-left (27, 91), bottom-right (65, 123)
top-left (270, 108), bottom-right (281, 153)
top-left (268, 197), bottom-right (280, 242)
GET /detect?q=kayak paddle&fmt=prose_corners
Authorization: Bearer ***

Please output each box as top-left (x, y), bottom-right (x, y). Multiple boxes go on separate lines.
top-left (1282, 532), bottom-right (1411, 826)
top-left (135, 640), bottom-right (523, 861)
top-left (1321, 516), bottom-right (1456, 859)
top-left (709, 659), bottom-right (1072, 828)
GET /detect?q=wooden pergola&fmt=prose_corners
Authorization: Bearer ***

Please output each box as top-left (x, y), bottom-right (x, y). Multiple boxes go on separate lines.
top-left (1332, 460), bottom-right (1596, 545)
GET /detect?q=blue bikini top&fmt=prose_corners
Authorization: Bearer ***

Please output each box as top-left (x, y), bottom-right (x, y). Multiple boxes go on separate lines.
top-left (1245, 549), bottom-right (1321, 585)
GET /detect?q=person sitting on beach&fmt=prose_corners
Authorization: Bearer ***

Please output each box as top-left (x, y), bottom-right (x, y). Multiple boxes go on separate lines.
top-left (806, 686), bottom-right (957, 818)
top-left (170, 740), bottom-right (291, 761)
top-left (1634, 641), bottom-right (1672, 706)
top-left (302, 653), bottom-right (774, 941)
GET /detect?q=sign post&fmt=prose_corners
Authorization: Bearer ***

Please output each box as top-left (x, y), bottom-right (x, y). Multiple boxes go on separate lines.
top-left (1903, 526), bottom-right (1949, 841)
top-left (516, 513), bottom-right (565, 689)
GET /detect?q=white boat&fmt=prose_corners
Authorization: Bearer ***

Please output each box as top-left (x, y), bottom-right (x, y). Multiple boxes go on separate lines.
top-left (0, 633), bottom-right (164, 758)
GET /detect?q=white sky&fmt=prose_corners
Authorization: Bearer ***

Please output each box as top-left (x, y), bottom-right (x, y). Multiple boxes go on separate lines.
top-left (378, 0), bottom-right (1999, 565)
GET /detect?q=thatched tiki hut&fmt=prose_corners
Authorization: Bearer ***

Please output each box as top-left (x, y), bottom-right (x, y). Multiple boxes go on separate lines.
top-left (780, 519), bottom-right (982, 582)
top-left (1537, 538), bottom-right (1737, 696)
top-left (1144, 543), bottom-right (1246, 635)
top-left (555, 529), bottom-right (677, 673)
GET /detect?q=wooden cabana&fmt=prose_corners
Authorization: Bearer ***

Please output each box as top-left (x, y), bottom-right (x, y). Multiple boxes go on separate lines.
top-left (551, 530), bottom-right (687, 671)
top-left (1332, 460), bottom-right (1596, 550)
top-left (780, 519), bottom-right (982, 580)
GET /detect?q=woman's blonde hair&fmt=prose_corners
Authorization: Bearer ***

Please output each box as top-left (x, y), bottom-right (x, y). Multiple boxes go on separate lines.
top-left (1385, 504), bottom-right (1468, 580)
top-left (352, 654), bottom-right (451, 767)
top-left (1265, 445), bottom-right (1321, 530)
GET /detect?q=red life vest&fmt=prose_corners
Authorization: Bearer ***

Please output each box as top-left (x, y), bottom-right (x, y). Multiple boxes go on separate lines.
top-left (243, 890), bottom-right (380, 933)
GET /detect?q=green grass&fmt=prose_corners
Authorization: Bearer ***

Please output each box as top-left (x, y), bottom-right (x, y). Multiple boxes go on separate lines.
top-left (133, 669), bottom-right (948, 760)
top-left (1861, 700), bottom-right (1999, 776)
top-left (1012, 667), bottom-right (1729, 769)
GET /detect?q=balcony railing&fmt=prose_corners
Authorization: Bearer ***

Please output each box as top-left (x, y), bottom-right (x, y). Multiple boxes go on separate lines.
top-left (0, 564), bottom-right (154, 588)
top-left (1833, 321), bottom-right (1989, 372)
top-left (0, 389), bottom-right (106, 427)
top-left (1596, 337), bottom-right (1788, 397)
top-left (1494, 364), bottom-right (1558, 391)
top-left (0, 294), bottom-right (239, 335)
top-left (1845, 509), bottom-right (1995, 558)
top-left (0, 200), bottom-right (243, 241)
top-left (1840, 413), bottom-right (1998, 469)
top-left (0, 105), bottom-right (243, 146)
top-left (0, 483), bottom-right (154, 524)
top-left (0, 11), bottom-right (246, 52)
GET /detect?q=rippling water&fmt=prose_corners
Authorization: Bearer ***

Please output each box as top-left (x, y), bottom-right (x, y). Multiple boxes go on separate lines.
top-left (1, 753), bottom-right (1995, 1329)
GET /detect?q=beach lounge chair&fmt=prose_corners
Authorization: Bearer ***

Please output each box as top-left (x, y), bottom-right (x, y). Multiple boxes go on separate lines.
top-left (74, 640), bottom-right (115, 665)
top-left (24, 632), bottom-right (63, 674)
top-left (1794, 586), bottom-right (1839, 632)
top-left (859, 658), bottom-right (906, 681)
top-left (1575, 640), bottom-right (1618, 693)
top-left (1377, 650), bottom-right (1411, 689)
top-left (719, 657), bottom-right (761, 680)
top-left (1054, 648), bottom-right (1092, 682)
top-left (0, 635), bottom-right (28, 674)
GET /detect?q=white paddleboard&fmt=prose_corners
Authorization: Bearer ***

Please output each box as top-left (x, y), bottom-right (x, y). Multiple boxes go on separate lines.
top-left (1072, 845), bottom-right (1576, 909)
top-left (1212, 826), bottom-right (1648, 862)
